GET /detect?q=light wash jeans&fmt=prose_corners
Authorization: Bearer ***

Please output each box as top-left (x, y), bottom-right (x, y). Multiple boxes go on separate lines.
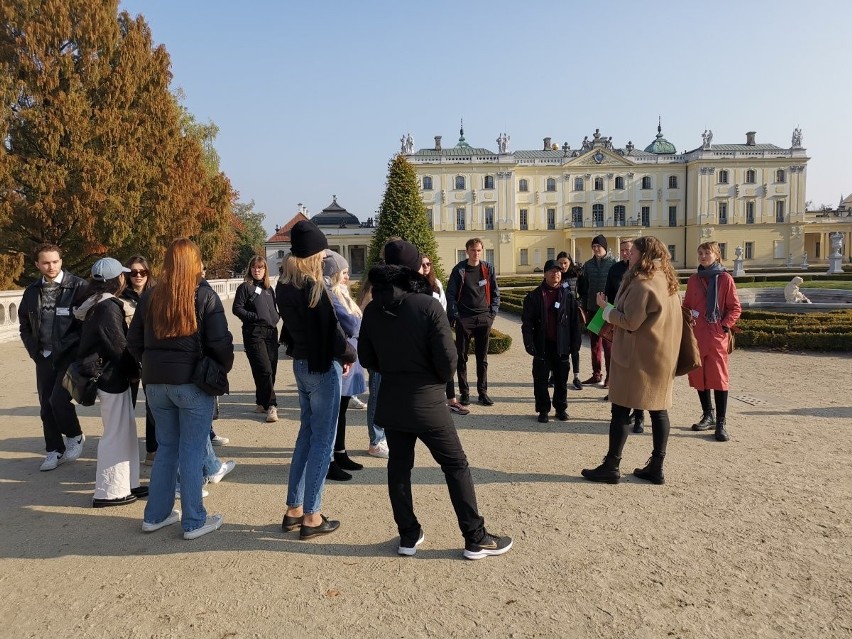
top-left (143, 383), bottom-right (213, 533)
top-left (287, 359), bottom-right (341, 515)
top-left (367, 370), bottom-right (385, 446)
top-left (175, 438), bottom-right (221, 490)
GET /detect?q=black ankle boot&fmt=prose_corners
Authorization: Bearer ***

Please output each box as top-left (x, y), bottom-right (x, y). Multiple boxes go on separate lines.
top-left (633, 452), bottom-right (665, 484)
top-left (715, 420), bottom-right (729, 442)
top-left (691, 411), bottom-right (715, 431)
top-left (581, 455), bottom-right (621, 484)
top-left (632, 411), bottom-right (644, 434)
top-left (326, 461), bottom-right (352, 481)
top-left (334, 451), bottom-right (363, 471)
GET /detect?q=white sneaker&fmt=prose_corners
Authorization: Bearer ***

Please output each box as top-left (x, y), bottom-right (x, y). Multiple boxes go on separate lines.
top-left (207, 460), bottom-right (235, 484)
top-left (142, 509), bottom-right (181, 532)
top-left (350, 396), bottom-right (367, 410)
top-left (266, 406), bottom-right (279, 423)
top-left (64, 434), bottom-right (85, 462)
top-left (210, 434), bottom-right (229, 446)
top-left (368, 440), bottom-right (389, 459)
top-left (184, 514), bottom-right (223, 540)
top-left (398, 529), bottom-right (425, 556)
top-left (39, 450), bottom-right (65, 471)
top-left (175, 486), bottom-right (209, 499)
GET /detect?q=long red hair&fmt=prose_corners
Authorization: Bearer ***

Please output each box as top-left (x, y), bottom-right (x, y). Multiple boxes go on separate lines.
top-left (148, 238), bottom-right (202, 338)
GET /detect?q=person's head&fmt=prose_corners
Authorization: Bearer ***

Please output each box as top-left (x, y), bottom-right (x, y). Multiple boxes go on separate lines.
top-left (33, 243), bottom-right (62, 282)
top-left (148, 238), bottom-right (203, 339)
top-left (246, 255), bottom-right (270, 288)
top-left (421, 254), bottom-right (439, 293)
top-left (384, 240), bottom-right (422, 272)
top-left (283, 221), bottom-right (329, 308)
top-left (591, 235), bottom-right (608, 258)
top-left (623, 236), bottom-right (678, 295)
top-left (465, 238), bottom-right (483, 265)
top-left (619, 238), bottom-right (634, 262)
top-left (82, 257), bottom-right (129, 301)
top-left (543, 259), bottom-right (562, 288)
top-left (791, 276), bottom-right (804, 286)
top-left (556, 251), bottom-right (572, 273)
top-left (323, 250), bottom-right (350, 285)
top-left (697, 242), bottom-right (722, 268)
top-left (125, 255), bottom-right (154, 293)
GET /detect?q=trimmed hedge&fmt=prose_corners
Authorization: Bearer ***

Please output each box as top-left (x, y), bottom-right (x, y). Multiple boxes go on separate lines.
top-left (736, 310), bottom-right (852, 351)
top-left (471, 328), bottom-right (512, 354)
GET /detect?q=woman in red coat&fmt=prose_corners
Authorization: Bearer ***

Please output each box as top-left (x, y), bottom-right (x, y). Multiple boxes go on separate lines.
top-left (683, 242), bottom-right (741, 442)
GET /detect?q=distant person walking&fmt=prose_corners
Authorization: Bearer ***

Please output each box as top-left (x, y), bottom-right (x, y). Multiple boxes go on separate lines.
top-left (683, 242), bottom-right (742, 442)
top-left (578, 235), bottom-right (616, 387)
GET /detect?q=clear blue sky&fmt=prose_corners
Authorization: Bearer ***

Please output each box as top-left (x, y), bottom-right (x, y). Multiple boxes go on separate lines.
top-left (120, 0), bottom-right (851, 235)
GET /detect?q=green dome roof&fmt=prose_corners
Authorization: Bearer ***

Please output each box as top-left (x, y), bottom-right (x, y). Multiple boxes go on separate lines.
top-left (644, 121), bottom-right (677, 154)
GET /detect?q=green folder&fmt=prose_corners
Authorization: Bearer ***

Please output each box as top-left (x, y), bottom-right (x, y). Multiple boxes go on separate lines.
top-left (587, 306), bottom-right (606, 335)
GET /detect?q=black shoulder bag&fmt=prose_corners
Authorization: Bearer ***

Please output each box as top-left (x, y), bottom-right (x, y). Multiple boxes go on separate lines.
top-left (191, 293), bottom-right (229, 396)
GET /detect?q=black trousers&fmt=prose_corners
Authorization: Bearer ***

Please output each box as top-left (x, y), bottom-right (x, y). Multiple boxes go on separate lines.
top-left (35, 354), bottom-right (82, 453)
top-left (130, 381), bottom-right (157, 453)
top-left (454, 314), bottom-right (493, 397)
top-left (608, 403), bottom-right (670, 458)
top-left (385, 425), bottom-right (485, 543)
top-left (243, 325), bottom-right (279, 409)
top-left (533, 341), bottom-right (569, 414)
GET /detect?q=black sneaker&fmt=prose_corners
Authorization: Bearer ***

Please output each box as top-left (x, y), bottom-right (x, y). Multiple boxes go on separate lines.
top-left (572, 377), bottom-right (583, 390)
top-left (463, 532), bottom-right (513, 560)
top-left (478, 393), bottom-right (494, 406)
top-left (398, 529), bottom-right (425, 556)
top-left (555, 410), bottom-right (569, 421)
top-left (537, 412), bottom-right (549, 423)
top-left (459, 394), bottom-right (471, 406)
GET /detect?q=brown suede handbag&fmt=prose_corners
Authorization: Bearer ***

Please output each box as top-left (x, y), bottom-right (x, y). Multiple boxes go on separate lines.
top-left (676, 307), bottom-right (701, 376)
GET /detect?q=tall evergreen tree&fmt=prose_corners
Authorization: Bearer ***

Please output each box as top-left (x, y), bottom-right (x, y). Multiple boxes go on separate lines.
top-left (0, 0), bottom-right (236, 283)
top-left (368, 154), bottom-right (444, 280)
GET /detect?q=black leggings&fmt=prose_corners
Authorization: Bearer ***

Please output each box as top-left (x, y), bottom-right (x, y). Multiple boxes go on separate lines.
top-left (334, 396), bottom-right (351, 453)
top-left (607, 403), bottom-right (670, 458)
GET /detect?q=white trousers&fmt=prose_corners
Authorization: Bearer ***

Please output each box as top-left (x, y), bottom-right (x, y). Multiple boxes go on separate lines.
top-left (94, 388), bottom-right (140, 500)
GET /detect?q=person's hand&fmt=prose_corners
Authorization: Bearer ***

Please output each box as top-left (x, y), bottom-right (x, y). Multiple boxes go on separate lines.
top-left (448, 316), bottom-right (457, 329)
top-left (342, 363), bottom-right (351, 376)
top-left (596, 292), bottom-right (607, 308)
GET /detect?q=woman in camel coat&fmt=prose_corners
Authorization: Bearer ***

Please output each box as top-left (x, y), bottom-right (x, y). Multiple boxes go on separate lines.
top-left (581, 236), bottom-right (682, 485)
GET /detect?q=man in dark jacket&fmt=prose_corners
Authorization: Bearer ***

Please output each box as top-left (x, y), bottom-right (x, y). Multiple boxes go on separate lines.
top-left (578, 235), bottom-right (616, 387)
top-left (522, 260), bottom-right (583, 423)
top-left (445, 238), bottom-right (500, 406)
top-left (604, 238), bottom-right (646, 433)
top-left (18, 243), bottom-right (87, 471)
top-left (359, 239), bottom-right (512, 561)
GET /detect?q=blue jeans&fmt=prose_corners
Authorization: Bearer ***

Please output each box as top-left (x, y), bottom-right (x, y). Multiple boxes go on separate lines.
top-left (367, 370), bottom-right (385, 446)
top-left (287, 359), bottom-right (341, 515)
top-left (176, 438), bottom-right (221, 488)
top-left (143, 384), bottom-right (213, 533)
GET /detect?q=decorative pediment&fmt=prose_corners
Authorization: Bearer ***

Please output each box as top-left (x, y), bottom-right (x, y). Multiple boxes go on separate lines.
top-left (565, 148), bottom-right (636, 168)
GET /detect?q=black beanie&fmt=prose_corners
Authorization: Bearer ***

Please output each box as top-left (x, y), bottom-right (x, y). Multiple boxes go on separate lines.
top-left (591, 234), bottom-right (608, 251)
top-left (290, 221), bottom-right (328, 258)
top-left (383, 240), bottom-right (421, 271)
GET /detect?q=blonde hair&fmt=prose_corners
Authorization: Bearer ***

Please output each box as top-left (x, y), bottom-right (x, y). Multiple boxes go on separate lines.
top-left (619, 236), bottom-right (679, 297)
top-left (282, 252), bottom-right (324, 308)
top-left (697, 241), bottom-right (723, 264)
top-left (330, 271), bottom-right (362, 318)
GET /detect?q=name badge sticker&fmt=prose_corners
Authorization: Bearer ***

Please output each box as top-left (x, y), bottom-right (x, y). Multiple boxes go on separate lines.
top-left (56, 307), bottom-right (70, 316)
top-left (254, 286), bottom-right (263, 296)
top-left (478, 279), bottom-right (487, 287)
top-left (554, 302), bottom-right (560, 309)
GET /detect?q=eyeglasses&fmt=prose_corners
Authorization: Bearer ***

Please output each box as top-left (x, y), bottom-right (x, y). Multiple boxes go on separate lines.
top-left (422, 261), bottom-right (432, 267)
top-left (129, 269), bottom-right (149, 277)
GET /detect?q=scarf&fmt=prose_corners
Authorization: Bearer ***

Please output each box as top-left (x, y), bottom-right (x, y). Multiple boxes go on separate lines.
top-left (697, 262), bottom-right (724, 323)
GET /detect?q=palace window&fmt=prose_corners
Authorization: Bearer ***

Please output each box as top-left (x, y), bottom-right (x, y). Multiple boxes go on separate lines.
top-left (426, 208), bottom-right (433, 229)
top-left (775, 200), bottom-right (785, 223)
top-left (547, 248), bottom-right (555, 261)
top-left (745, 169), bottom-right (756, 184)
top-left (519, 249), bottom-right (529, 266)
top-left (456, 208), bottom-right (466, 231)
top-left (594, 177), bottom-right (604, 191)
top-left (668, 244), bottom-right (677, 262)
top-left (773, 240), bottom-right (785, 259)
top-left (746, 201), bottom-right (755, 224)
top-left (641, 206), bottom-right (650, 227)
top-left (546, 177), bottom-right (557, 192)
top-left (457, 250), bottom-right (466, 263)
top-left (486, 249), bottom-right (494, 264)
top-left (745, 242), bottom-right (754, 259)
top-left (641, 176), bottom-right (652, 190)
top-left (455, 175), bottom-right (465, 190)
top-left (668, 205), bottom-right (677, 227)
top-left (422, 176), bottom-right (433, 190)
top-left (718, 170), bottom-right (729, 184)
top-left (519, 178), bottom-right (529, 192)
top-left (615, 176), bottom-right (624, 190)
top-left (614, 205), bottom-right (626, 227)
top-left (668, 175), bottom-right (678, 189)
top-left (776, 169), bottom-right (786, 183)
top-left (718, 202), bottom-right (728, 224)
top-left (572, 206), bottom-right (583, 228)
top-left (718, 243), bottom-right (727, 260)
top-left (484, 175), bottom-right (494, 189)
top-left (519, 208), bottom-right (528, 231)
top-left (547, 208), bottom-right (556, 230)
top-left (485, 207), bottom-right (494, 231)
top-left (593, 204), bottom-right (604, 227)
top-left (574, 177), bottom-right (584, 191)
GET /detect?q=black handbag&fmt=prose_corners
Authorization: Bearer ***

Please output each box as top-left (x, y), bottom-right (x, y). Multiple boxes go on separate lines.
top-left (62, 353), bottom-right (106, 406)
top-left (191, 294), bottom-right (229, 396)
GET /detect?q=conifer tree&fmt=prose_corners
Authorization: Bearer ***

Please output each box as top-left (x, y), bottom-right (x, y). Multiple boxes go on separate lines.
top-left (368, 154), bottom-right (444, 281)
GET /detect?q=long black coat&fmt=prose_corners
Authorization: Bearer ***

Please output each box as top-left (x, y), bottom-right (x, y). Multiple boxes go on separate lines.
top-left (358, 265), bottom-right (457, 433)
top-left (521, 282), bottom-right (583, 358)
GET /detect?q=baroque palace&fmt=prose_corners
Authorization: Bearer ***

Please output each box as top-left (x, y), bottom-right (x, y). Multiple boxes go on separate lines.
top-left (265, 124), bottom-right (852, 276)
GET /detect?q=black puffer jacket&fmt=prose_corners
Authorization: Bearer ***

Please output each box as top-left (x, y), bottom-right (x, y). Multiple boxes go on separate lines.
top-left (359, 265), bottom-right (457, 433)
top-left (127, 281), bottom-right (234, 386)
top-left (521, 282), bottom-right (583, 358)
top-left (76, 296), bottom-right (139, 393)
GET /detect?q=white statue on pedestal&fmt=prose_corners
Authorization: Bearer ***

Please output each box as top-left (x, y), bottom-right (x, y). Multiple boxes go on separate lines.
top-left (784, 277), bottom-right (811, 303)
